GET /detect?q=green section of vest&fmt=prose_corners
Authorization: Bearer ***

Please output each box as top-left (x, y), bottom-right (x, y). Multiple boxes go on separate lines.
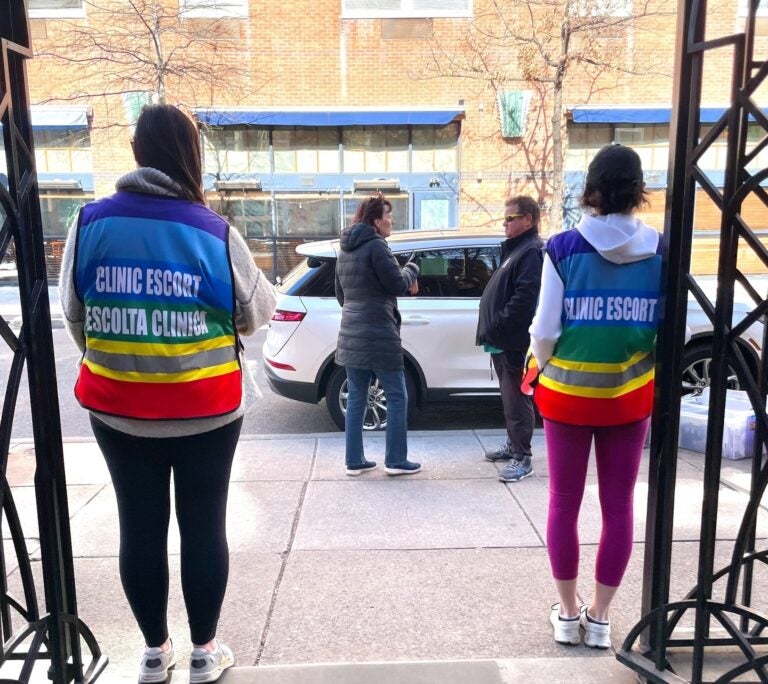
top-left (554, 325), bottom-right (657, 364)
top-left (81, 298), bottom-right (233, 343)
top-left (484, 343), bottom-right (504, 354)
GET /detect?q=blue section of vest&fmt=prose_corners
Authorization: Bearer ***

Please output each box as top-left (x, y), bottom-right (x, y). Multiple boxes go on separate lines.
top-left (76, 193), bottom-right (234, 317)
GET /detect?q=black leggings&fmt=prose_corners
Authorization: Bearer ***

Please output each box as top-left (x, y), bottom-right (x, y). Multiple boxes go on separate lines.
top-left (90, 415), bottom-right (242, 646)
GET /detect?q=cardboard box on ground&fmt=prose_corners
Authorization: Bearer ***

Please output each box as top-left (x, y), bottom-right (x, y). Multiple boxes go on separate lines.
top-left (679, 389), bottom-right (767, 460)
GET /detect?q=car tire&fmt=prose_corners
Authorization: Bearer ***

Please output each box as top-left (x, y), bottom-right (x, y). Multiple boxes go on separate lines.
top-left (681, 341), bottom-right (744, 395)
top-left (326, 365), bottom-right (416, 432)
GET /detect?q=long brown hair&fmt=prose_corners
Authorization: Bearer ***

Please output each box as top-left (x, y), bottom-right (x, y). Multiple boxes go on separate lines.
top-left (132, 104), bottom-right (206, 204)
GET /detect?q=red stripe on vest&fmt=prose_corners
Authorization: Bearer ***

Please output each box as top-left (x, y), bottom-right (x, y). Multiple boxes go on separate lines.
top-left (75, 364), bottom-right (242, 419)
top-left (534, 380), bottom-right (654, 427)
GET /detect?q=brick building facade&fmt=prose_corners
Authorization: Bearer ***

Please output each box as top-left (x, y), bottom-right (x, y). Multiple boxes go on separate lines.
top-left (6, 0), bottom-right (767, 279)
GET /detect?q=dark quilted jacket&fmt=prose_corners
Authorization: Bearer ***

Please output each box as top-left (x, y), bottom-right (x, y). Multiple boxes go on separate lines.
top-left (334, 223), bottom-right (419, 370)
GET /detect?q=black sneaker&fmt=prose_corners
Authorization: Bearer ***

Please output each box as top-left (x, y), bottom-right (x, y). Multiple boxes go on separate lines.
top-left (485, 443), bottom-right (513, 461)
top-left (385, 461), bottom-right (421, 475)
top-left (346, 460), bottom-right (377, 476)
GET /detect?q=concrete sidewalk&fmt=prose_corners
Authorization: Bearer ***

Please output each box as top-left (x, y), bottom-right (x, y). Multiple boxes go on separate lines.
top-left (4, 428), bottom-right (764, 682)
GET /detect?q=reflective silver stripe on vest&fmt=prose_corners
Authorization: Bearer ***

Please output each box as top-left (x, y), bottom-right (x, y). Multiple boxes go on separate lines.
top-left (542, 353), bottom-right (655, 389)
top-left (84, 346), bottom-right (237, 374)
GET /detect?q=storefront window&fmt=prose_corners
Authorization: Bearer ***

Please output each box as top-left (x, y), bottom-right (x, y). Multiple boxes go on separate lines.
top-left (203, 123), bottom-right (459, 177)
top-left (412, 123), bottom-right (459, 172)
top-left (33, 127), bottom-right (91, 173)
top-left (275, 194), bottom-right (340, 236)
top-left (203, 128), bottom-right (269, 175)
top-left (39, 193), bottom-right (89, 238)
top-left (698, 125), bottom-right (729, 171)
top-left (343, 192), bottom-right (409, 230)
top-left (615, 124), bottom-right (669, 171)
top-left (386, 127), bottom-right (409, 171)
top-left (565, 123), bottom-right (612, 170)
top-left (343, 126), bottom-right (411, 173)
top-left (273, 128), bottom-right (340, 174)
top-left (747, 124), bottom-right (768, 172)
top-left (209, 196), bottom-right (273, 238)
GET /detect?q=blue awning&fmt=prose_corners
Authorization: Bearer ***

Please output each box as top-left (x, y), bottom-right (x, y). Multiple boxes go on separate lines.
top-left (569, 106), bottom-right (730, 124)
top-left (30, 105), bottom-right (89, 128)
top-left (196, 108), bottom-right (464, 127)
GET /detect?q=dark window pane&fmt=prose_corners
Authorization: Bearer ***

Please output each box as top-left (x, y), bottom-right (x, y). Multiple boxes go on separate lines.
top-left (39, 194), bottom-right (89, 238)
top-left (410, 248), bottom-right (463, 297)
top-left (33, 127), bottom-right (90, 148)
top-left (456, 247), bottom-right (500, 296)
top-left (209, 196), bottom-right (273, 238)
top-left (344, 193), bottom-right (409, 230)
top-left (276, 195), bottom-right (340, 237)
top-left (410, 246), bottom-right (500, 298)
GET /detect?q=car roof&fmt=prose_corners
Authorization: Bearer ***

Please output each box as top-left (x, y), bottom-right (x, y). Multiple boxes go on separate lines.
top-left (295, 230), bottom-right (504, 258)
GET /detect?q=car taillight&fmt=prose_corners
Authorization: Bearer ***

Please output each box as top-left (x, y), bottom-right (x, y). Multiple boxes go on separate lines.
top-left (272, 309), bottom-right (305, 322)
top-left (266, 358), bottom-right (296, 371)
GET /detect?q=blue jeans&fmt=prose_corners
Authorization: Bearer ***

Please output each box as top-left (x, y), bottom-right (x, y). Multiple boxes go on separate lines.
top-left (345, 366), bottom-right (409, 468)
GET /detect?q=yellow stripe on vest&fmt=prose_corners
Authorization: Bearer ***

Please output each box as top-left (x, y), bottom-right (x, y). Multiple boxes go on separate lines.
top-left (547, 350), bottom-right (651, 373)
top-left (82, 358), bottom-right (240, 383)
top-left (86, 335), bottom-right (236, 356)
top-left (538, 368), bottom-right (655, 398)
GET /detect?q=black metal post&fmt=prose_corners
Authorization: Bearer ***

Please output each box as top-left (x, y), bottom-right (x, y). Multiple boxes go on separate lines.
top-left (0, 1), bottom-right (106, 681)
top-left (617, 0), bottom-right (768, 678)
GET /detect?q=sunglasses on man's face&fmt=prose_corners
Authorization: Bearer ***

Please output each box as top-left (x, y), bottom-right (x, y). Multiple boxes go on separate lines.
top-left (504, 213), bottom-right (526, 222)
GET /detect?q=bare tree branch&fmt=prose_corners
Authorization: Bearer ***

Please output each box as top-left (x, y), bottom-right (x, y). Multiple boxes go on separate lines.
top-left (415, 0), bottom-right (675, 230)
top-left (35, 0), bottom-right (263, 123)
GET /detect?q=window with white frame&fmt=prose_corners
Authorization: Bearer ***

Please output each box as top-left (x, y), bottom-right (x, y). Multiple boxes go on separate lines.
top-left (342, 0), bottom-right (472, 19)
top-left (28, 0), bottom-right (85, 19)
top-left (180, 0), bottom-right (249, 18)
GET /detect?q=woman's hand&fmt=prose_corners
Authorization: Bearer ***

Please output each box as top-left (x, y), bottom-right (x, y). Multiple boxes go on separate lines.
top-left (408, 280), bottom-right (419, 295)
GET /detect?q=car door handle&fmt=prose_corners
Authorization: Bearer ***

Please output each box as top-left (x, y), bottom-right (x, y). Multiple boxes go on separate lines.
top-left (402, 316), bottom-right (430, 325)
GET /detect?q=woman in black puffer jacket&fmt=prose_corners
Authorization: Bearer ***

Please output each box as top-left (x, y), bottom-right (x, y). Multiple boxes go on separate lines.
top-left (335, 194), bottom-right (421, 476)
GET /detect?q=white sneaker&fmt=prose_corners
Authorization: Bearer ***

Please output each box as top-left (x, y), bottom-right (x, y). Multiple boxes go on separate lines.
top-left (580, 606), bottom-right (611, 648)
top-left (189, 640), bottom-right (235, 683)
top-left (549, 603), bottom-right (581, 645)
top-left (138, 640), bottom-right (177, 683)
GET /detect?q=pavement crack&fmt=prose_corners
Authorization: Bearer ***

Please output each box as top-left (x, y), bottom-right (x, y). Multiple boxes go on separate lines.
top-left (253, 437), bottom-right (317, 665)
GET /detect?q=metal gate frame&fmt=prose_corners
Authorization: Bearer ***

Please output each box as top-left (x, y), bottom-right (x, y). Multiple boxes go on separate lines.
top-left (0, 2), bottom-right (105, 682)
top-left (617, 0), bottom-right (768, 681)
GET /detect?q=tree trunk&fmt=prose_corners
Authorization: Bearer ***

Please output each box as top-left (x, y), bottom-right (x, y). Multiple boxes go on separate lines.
top-left (548, 74), bottom-right (564, 235)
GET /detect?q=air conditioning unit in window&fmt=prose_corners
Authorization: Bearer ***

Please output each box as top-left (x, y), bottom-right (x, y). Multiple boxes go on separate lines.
top-left (214, 179), bottom-right (262, 192)
top-left (38, 179), bottom-right (82, 191)
top-left (353, 178), bottom-right (400, 192)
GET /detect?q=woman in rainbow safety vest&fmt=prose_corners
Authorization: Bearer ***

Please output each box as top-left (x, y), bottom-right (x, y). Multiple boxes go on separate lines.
top-left (60, 104), bottom-right (277, 683)
top-left (528, 144), bottom-right (662, 650)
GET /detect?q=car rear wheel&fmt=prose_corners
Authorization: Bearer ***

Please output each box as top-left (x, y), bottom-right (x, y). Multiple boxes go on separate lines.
top-left (326, 365), bottom-right (416, 432)
top-left (681, 342), bottom-right (744, 394)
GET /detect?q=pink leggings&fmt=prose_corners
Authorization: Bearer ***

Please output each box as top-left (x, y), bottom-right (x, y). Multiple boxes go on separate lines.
top-left (544, 418), bottom-right (649, 587)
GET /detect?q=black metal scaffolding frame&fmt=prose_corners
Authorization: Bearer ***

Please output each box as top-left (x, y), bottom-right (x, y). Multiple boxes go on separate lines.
top-left (0, 2), bottom-right (105, 682)
top-left (617, 0), bottom-right (768, 681)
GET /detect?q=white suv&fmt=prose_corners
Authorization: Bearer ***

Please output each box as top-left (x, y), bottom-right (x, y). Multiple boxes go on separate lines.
top-left (263, 232), bottom-right (763, 430)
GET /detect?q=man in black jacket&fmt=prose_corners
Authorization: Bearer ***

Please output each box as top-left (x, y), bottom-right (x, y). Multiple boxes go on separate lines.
top-left (476, 195), bottom-right (543, 482)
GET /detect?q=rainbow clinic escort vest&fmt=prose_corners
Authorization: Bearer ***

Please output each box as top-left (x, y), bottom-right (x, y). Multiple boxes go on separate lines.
top-left (535, 229), bottom-right (662, 427)
top-left (73, 192), bottom-right (241, 420)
